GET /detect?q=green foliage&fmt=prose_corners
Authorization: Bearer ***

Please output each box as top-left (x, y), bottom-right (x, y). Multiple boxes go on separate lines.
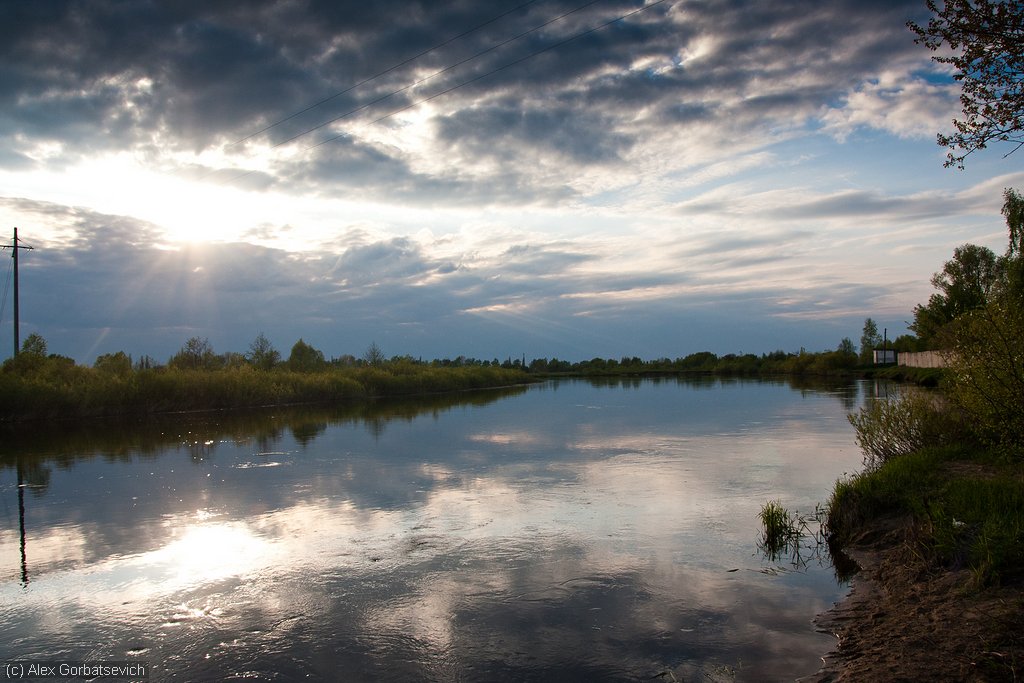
top-left (246, 333), bottom-right (280, 370)
top-left (1002, 187), bottom-right (1024, 298)
top-left (168, 336), bottom-right (221, 371)
top-left (848, 388), bottom-right (964, 471)
top-left (945, 298), bottom-right (1024, 451)
top-left (94, 351), bottom-right (132, 377)
top-left (0, 360), bottom-right (533, 422)
top-left (859, 318), bottom-right (881, 364)
top-left (288, 338), bottom-right (325, 372)
top-left (908, 190), bottom-right (1024, 354)
top-left (677, 351), bottom-right (719, 371)
top-left (826, 445), bottom-right (1024, 586)
top-left (911, 244), bottom-right (1001, 347)
top-left (909, 0), bottom-right (1024, 169)
top-left (20, 333), bottom-right (47, 356)
top-left (890, 334), bottom-right (923, 353)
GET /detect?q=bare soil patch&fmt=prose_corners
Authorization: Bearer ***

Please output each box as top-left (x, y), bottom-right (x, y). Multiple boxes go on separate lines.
top-left (805, 520), bottom-right (1024, 682)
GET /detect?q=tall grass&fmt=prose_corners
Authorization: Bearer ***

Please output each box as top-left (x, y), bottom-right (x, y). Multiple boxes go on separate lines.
top-left (0, 361), bottom-right (533, 422)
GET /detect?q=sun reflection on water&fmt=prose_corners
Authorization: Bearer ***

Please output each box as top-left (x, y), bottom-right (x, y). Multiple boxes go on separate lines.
top-left (143, 522), bottom-right (273, 586)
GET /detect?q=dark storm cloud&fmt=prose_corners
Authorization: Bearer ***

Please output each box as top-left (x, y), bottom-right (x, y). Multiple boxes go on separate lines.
top-left (0, 0), bottom-right (929, 199)
top-left (435, 104), bottom-right (633, 165)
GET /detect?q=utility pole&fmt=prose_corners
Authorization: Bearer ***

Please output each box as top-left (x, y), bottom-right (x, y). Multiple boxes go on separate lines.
top-left (2, 228), bottom-right (34, 357)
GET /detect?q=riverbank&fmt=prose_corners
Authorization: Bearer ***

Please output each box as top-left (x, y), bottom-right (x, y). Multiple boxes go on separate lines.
top-left (810, 536), bottom-right (1023, 681)
top-left (810, 447), bottom-right (1024, 681)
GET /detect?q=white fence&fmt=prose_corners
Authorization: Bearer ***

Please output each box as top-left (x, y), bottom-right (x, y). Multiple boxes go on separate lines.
top-left (898, 350), bottom-right (951, 369)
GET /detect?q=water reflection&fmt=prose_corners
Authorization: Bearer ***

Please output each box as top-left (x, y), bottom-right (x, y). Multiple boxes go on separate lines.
top-left (0, 378), bottom-right (869, 681)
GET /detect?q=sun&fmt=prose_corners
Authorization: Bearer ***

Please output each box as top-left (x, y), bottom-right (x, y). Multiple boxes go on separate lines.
top-left (64, 154), bottom-right (269, 245)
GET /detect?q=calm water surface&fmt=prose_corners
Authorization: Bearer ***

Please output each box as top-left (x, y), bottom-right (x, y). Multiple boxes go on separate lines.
top-left (0, 378), bottom-right (876, 681)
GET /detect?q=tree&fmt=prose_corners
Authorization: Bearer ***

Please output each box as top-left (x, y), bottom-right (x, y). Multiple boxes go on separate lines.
top-left (1001, 187), bottom-right (1024, 298)
top-left (20, 333), bottom-right (47, 356)
top-left (169, 336), bottom-right (219, 370)
top-left (94, 351), bottom-right (132, 376)
top-left (362, 341), bottom-right (385, 366)
top-left (246, 333), bottom-right (280, 371)
top-left (909, 0), bottom-right (1024, 169)
top-left (1005, 187), bottom-right (1024, 255)
top-left (891, 334), bottom-right (923, 353)
top-left (911, 243), bottom-right (1000, 346)
top-left (946, 298), bottom-right (1024, 451)
top-left (837, 337), bottom-right (857, 356)
top-left (932, 243), bottom-right (1000, 310)
top-left (859, 318), bottom-right (881, 364)
top-left (288, 338), bottom-right (325, 372)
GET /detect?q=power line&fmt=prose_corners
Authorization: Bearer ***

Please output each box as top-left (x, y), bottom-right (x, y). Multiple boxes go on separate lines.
top-left (270, 0), bottom-right (607, 149)
top-left (226, 0), bottom-right (543, 149)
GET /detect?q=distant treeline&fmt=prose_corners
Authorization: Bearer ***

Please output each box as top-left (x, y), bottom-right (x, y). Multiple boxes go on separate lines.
top-left (1, 331), bottom-right (930, 422)
top-left (0, 335), bottom-right (534, 422)
top-left (525, 348), bottom-right (886, 377)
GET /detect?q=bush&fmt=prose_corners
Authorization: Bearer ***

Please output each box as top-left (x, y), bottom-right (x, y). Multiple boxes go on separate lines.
top-left (848, 388), bottom-right (964, 471)
top-left (946, 299), bottom-right (1024, 452)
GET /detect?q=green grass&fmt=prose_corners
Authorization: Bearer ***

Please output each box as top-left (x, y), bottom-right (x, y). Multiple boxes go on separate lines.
top-left (758, 499), bottom-right (805, 561)
top-left (826, 444), bottom-right (1024, 586)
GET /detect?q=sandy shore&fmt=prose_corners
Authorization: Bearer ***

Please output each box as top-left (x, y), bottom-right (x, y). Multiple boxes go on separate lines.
top-left (804, 523), bottom-right (1023, 682)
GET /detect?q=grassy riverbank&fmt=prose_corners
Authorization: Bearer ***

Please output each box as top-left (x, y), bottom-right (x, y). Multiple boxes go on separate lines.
top-left (828, 443), bottom-right (1024, 587)
top-left (815, 386), bottom-right (1024, 678)
top-left (0, 360), bottom-right (533, 422)
top-left (814, 443), bottom-right (1024, 680)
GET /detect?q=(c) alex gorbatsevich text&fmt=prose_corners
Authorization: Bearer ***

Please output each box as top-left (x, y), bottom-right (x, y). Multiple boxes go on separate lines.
top-left (2, 661), bottom-right (149, 680)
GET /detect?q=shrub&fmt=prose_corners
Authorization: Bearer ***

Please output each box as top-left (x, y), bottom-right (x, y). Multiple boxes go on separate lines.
top-left (848, 388), bottom-right (964, 471)
top-left (945, 299), bottom-right (1024, 452)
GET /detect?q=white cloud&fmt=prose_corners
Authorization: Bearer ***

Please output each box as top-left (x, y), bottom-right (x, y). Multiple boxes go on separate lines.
top-left (821, 76), bottom-right (961, 142)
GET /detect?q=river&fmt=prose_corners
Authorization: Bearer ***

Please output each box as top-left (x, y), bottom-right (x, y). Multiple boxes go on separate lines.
top-left (0, 377), bottom-right (879, 681)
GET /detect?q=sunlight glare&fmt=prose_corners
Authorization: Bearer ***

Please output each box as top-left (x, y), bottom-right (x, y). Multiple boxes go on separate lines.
top-left (147, 522), bottom-right (272, 585)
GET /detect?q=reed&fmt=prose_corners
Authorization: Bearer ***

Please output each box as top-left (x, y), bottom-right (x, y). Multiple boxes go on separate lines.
top-left (758, 499), bottom-right (803, 560)
top-left (0, 362), bottom-right (533, 422)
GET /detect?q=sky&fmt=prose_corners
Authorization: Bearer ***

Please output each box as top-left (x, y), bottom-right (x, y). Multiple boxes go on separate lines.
top-left (1, 0), bottom-right (1022, 365)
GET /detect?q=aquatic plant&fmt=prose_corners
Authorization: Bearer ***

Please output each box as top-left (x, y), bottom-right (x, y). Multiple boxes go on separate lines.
top-left (758, 500), bottom-right (805, 562)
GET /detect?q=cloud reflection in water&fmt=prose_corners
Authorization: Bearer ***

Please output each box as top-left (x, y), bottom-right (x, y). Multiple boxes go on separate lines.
top-left (0, 378), bottom-right (866, 681)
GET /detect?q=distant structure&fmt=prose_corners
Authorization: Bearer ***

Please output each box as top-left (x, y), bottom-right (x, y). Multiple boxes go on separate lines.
top-left (899, 350), bottom-right (951, 369)
top-left (873, 349), bottom-right (897, 364)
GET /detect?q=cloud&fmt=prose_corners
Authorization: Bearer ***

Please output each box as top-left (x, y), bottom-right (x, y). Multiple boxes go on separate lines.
top-left (2, 192), bottom-right (907, 363)
top-left (821, 77), bottom-right (961, 142)
top-left (1, 1), bottom-right (1014, 363)
top-left (1, 0), bottom-right (938, 205)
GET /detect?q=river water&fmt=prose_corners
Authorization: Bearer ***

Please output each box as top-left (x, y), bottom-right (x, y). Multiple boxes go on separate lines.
top-left (0, 377), bottom-right (876, 681)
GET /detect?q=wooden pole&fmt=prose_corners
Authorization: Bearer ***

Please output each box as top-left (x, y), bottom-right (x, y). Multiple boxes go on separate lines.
top-left (3, 228), bottom-right (34, 358)
top-left (13, 227), bottom-right (19, 357)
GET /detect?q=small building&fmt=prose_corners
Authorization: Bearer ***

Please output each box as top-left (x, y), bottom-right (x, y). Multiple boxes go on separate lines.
top-left (873, 349), bottom-right (897, 364)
